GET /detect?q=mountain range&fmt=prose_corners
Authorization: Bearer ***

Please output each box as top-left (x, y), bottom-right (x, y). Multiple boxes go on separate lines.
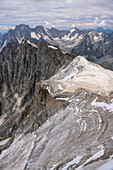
top-left (0, 24), bottom-right (113, 70)
top-left (0, 24), bottom-right (113, 169)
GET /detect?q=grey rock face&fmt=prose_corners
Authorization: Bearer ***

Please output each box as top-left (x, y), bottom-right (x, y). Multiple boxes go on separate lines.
top-left (0, 33), bottom-right (2, 39)
top-left (72, 31), bottom-right (106, 57)
top-left (72, 31), bottom-right (113, 70)
top-left (48, 27), bottom-right (70, 38)
top-left (0, 41), bottom-right (75, 143)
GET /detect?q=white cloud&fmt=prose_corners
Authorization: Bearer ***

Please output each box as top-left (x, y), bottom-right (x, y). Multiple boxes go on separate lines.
top-left (99, 20), bottom-right (106, 27)
top-left (66, 0), bottom-right (74, 4)
top-left (45, 21), bottom-right (50, 26)
top-left (93, 17), bottom-right (107, 28)
top-left (0, 25), bottom-right (15, 30)
top-left (0, 0), bottom-right (113, 30)
top-left (94, 17), bottom-right (99, 25)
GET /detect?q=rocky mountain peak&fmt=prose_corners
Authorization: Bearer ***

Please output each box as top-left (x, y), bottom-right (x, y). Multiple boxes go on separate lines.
top-left (48, 27), bottom-right (65, 38)
top-left (34, 25), bottom-right (45, 33)
top-left (49, 27), bottom-right (60, 32)
top-left (88, 29), bottom-right (100, 37)
top-left (15, 23), bottom-right (31, 31)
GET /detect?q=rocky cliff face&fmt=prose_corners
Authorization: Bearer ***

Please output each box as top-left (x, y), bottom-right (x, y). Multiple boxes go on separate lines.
top-left (0, 33), bottom-right (2, 39)
top-left (0, 41), bottom-right (75, 145)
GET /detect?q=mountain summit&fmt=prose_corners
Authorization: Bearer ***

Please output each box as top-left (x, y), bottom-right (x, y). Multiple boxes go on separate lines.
top-left (46, 56), bottom-right (113, 95)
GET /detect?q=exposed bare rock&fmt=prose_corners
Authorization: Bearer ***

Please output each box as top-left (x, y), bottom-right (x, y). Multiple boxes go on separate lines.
top-left (16, 82), bottom-right (69, 135)
top-left (0, 55), bottom-right (113, 169)
top-left (0, 41), bottom-right (75, 144)
top-left (0, 87), bottom-right (113, 169)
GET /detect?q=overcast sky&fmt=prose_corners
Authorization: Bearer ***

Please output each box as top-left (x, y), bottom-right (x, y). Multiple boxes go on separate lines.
top-left (0, 0), bottom-right (113, 32)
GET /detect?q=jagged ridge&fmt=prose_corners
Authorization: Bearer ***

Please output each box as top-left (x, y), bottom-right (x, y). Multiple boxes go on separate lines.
top-left (0, 41), bottom-right (76, 142)
top-left (0, 24), bottom-right (113, 70)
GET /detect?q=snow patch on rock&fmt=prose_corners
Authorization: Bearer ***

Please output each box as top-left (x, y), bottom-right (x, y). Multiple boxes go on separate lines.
top-left (31, 32), bottom-right (41, 40)
top-left (48, 45), bottom-right (58, 49)
top-left (91, 97), bottom-right (113, 113)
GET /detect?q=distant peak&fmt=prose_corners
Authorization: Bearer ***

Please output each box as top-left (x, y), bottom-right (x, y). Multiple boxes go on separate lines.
top-left (88, 29), bottom-right (99, 36)
top-left (15, 23), bottom-right (26, 28)
top-left (49, 27), bottom-right (59, 31)
top-left (35, 25), bottom-right (44, 29)
top-left (70, 27), bottom-right (84, 34)
top-left (15, 23), bottom-right (30, 30)
top-left (34, 25), bottom-right (45, 32)
top-left (74, 27), bottom-right (78, 30)
top-left (90, 29), bottom-right (97, 33)
top-left (70, 28), bottom-right (76, 33)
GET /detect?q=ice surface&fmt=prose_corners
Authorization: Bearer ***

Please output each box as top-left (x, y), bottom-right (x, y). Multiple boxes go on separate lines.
top-left (31, 32), bottom-right (41, 40)
top-left (98, 159), bottom-right (113, 170)
top-left (0, 40), bottom-right (7, 51)
top-left (62, 156), bottom-right (83, 170)
top-left (48, 45), bottom-right (58, 49)
top-left (111, 136), bottom-right (113, 140)
top-left (58, 84), bottom-right (63, 90)
top-left (27, 39), bottom-right (38, 48)
top-left (91, 97), bottom-right (113, 113)
top-left (0, 138), bottom-right (10, 146)
top-left (70, 28), bottom-right (76, 33)
top-left (76, 149), bottom-right (104, 169)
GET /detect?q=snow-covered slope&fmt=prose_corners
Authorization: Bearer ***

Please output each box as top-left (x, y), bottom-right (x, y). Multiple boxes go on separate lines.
top-left (46, 56), bottom-right (113, 95)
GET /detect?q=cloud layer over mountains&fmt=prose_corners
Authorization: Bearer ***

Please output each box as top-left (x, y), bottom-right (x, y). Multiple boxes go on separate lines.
top-left (0, 0), bottom-right (113, 32)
